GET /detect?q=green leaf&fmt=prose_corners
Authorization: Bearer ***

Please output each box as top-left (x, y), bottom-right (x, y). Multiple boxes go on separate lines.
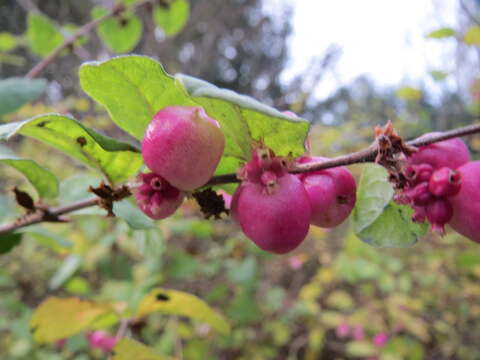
top-left (153, 0), bottom-right (190, 37)
top-left (26, 13), bottom-right (64, 57)
top-left (113, 199), bottom-right (156, 230)
top-left (0, 77), bottom-right (47, 116)
top-left (352, 164), bottom-right (428, 247)
top-left (92, 7), bottom-right (143, 53)
top-left (113, 338), bottom-right (171, 360)
top-left (0, 233), bottom-right (22, 254)
top-left (0, 32), bottom-right (17, 52)
top-left (0, 144), bottom-right (58, 198)
top-left (426, 27), bottom-right (455, 39)
top-left (463, 25), bottom-right (480, 46)
top-left (80, 55), bottom-right (309, 174)
top-left (137, 288), bottom-right (231, 335)
top-left (346, 341), bottom-right (377, 357)
top-left (30, 297), bottom-right (113, 343)
top-left (429, 71), bottom-right (448, 82)
top-left (0, 114), bottom-right (143, 183)
top-left (48, 254), bottom-right (82, 290)
top-left (396, 86), bottom-right (422, 101)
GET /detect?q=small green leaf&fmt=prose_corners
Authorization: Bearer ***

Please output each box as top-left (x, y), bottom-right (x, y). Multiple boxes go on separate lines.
top-left (0, 32), bottom-right (17, 52)
top-left (0, 233), bottom-right (22, 254)
top-left (137, 288), bottom-right (231, 335)
top-left (113, 338), bottom-right (171, 360)
top-left (426, 27), bottom-right (455, 39)
top-left (346, 341), bottom-right (377, 357)
top-left (80, 56), bottom-right (309, 175)
top-left (48, 254), bottom-right (82, 290)
top-left (30, 297), bottom-right (113, 343)
top-left (153, 0), bottom-right (190, 37)
top-left (463, 25), bottom-right (480, 46)
top-left (26, 13), bottom-right (64, 57)
top-left (92, 7), bottom-right (143, 53)
top-left (0, 77), bottom-right (47, 116)
top-left (430, 70), bottom-right (448, 82)
top-left (0, 144), bottom-right (58, 198)
top-left (353, 164), bottom-right (428, 247)
top-left (396, 86), bottom-right (422, 101)
top-left (113, 199), bottom-right (156, 230)
top-left (0, 114), bottom-right (142, 183)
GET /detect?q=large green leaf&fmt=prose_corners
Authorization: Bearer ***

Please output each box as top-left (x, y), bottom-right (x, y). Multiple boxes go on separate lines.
top-left (0, 114), bottom-right (142, 183)
top-left (0, 77), bottom-right (47, 116)
top-left (0, 144), bottom-right (58, 198)
top-left (0, 233), bottom-right (22, 255)
top-left (153, 0), bottom-right (190, 37)
top-left (352, 164), bottom-right (427, 247)
top-left (113, 338), bottom-right (171, 360)
top-left (92, 7), bottom-right (143, 53)
top-left (79, 55), bottom-right (309, 174)
top-left (137, 288), bottom-right (231, 335)
top-left (26, 13), bottom-right (64, 57)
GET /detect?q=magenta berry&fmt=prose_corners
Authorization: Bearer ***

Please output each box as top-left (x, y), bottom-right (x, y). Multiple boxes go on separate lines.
top-left (425, 198), bottom-right (453, 235)
top-left (135, 172), bottom-right (184, 220)
top-left (405, 182), bottom-right (435, 206)
top-left (448, 161), bottom-right (480, 243)
top-left (428, 167), bottom-right (462, 197)
top-left (232, 149), bottom-right (311, 254)
top-left (142, 106), bottom-right (225, 190)
top-left (407, 133), bottom-right (470, 170)
top-left (297, 156), bottom-right (357, 228)
top-left (404, 163), bottom-right (433, 186)
top-left (87, 331), bottom-right (117, 352)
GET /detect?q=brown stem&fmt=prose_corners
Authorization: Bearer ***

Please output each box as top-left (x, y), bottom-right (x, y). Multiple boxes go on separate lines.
top-left (25, 0), bottom-right (153, 79)
top-left (1, 122), bottom-right (479, 235)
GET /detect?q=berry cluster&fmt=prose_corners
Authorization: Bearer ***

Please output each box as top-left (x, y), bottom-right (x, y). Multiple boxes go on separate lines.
top-left (231, 147), bottom-right (356, 254)
top-left (137, 106), bottom-right (479, 253)
top-left (396, 134), bottom-right (480, 242)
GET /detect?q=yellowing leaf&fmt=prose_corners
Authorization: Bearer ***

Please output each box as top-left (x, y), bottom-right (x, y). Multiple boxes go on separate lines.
top-left (396, 86), bottom-right (422, 101)
top-left (30, 297), bottom-right (112, 343)
top-left (112, 338), bottom-right (171, 360)
top-left (426, 27), bottom-right (455, 39)
top-left (464, 25), bottom-right (480, 46)
top-left (137, 288), bottom-right (230, 335)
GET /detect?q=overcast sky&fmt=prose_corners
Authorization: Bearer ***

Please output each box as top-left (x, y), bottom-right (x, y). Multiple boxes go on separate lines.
top-left (265, 0), bottom-right (459, 99)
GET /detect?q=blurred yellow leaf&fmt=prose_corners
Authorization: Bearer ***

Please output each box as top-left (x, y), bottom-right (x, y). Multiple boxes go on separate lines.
top-left (464, 26), bottom-right (480, 46)
top-left (112, 338), bottom-right (171, 360)
top-left (326, 290), bottom-right (354, 310)
top-left (30, 297), bottom-right (112, 343)
top-left (396, 86), bottom-right (422, 101)
top-left (137, 288), bottom-right (230, 335)
top-left (346, 341), bottom-right (377, 357)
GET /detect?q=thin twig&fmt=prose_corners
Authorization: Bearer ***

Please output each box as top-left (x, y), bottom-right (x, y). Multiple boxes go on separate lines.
top-left (1, 123), bottom-right (479, 235)
top-left (25, 0), bottom-right (154, 79)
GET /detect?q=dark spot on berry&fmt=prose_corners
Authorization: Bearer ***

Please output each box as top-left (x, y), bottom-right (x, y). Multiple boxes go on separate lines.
top-left (156, 293), bottom-right (170, 301)
top-left (337, 195), bottom-right (349, 204)
top-left (77, 137), bottom-right (87, 147)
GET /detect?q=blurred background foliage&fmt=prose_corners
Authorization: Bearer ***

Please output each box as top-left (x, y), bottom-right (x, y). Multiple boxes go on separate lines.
top-left (0, 0), bottom-right (480, 359)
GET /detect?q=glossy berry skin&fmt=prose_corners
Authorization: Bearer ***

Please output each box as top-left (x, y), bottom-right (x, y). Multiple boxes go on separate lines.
top-left (448, 161), bottom-right (480, 243)
top-left (425, 198), bottom-right (453, 235)
top-left (232, 174), bottom-right (311, 254)
top-left (297, 156), bottom-right (357, 228)
top-left (407, 133), bottom-right (470, 170)
top-left (428, 167), bottom-right (462, 197)
top-left (135, 172), bottom-right (184, 220)
top-left (142, 106), bottom-right (225, 190)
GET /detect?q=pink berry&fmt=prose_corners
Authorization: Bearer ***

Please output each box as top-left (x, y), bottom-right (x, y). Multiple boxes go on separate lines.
top-left (425, 198), bottom-right (453, 235)
top-left (373, 333), bottom-right (388, 347)
top-left (231, 149), bottom-right (311, 254)
top-left (87, 331), bottom-right (117, 352)
top-left (404, 182), bottom-right (434, 206)
top-left (407, 133), bottom-right (470, 170)
top-left (142, 106), bottom-right (225, 190)
top-left (335, 322), bottom-right (350, 338)
top-left (352, 325), bottom-right (365, 341)
top-left (448, 161), bottom-right (480, 243)
top-left (135, 172), bottom-right (184, 219)
top-left (428, 167), bottom-right (462, 197)
top-left (297, 156), bottom-right (356, 228)
top-left (404, 163), bottom-right (433, 186)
